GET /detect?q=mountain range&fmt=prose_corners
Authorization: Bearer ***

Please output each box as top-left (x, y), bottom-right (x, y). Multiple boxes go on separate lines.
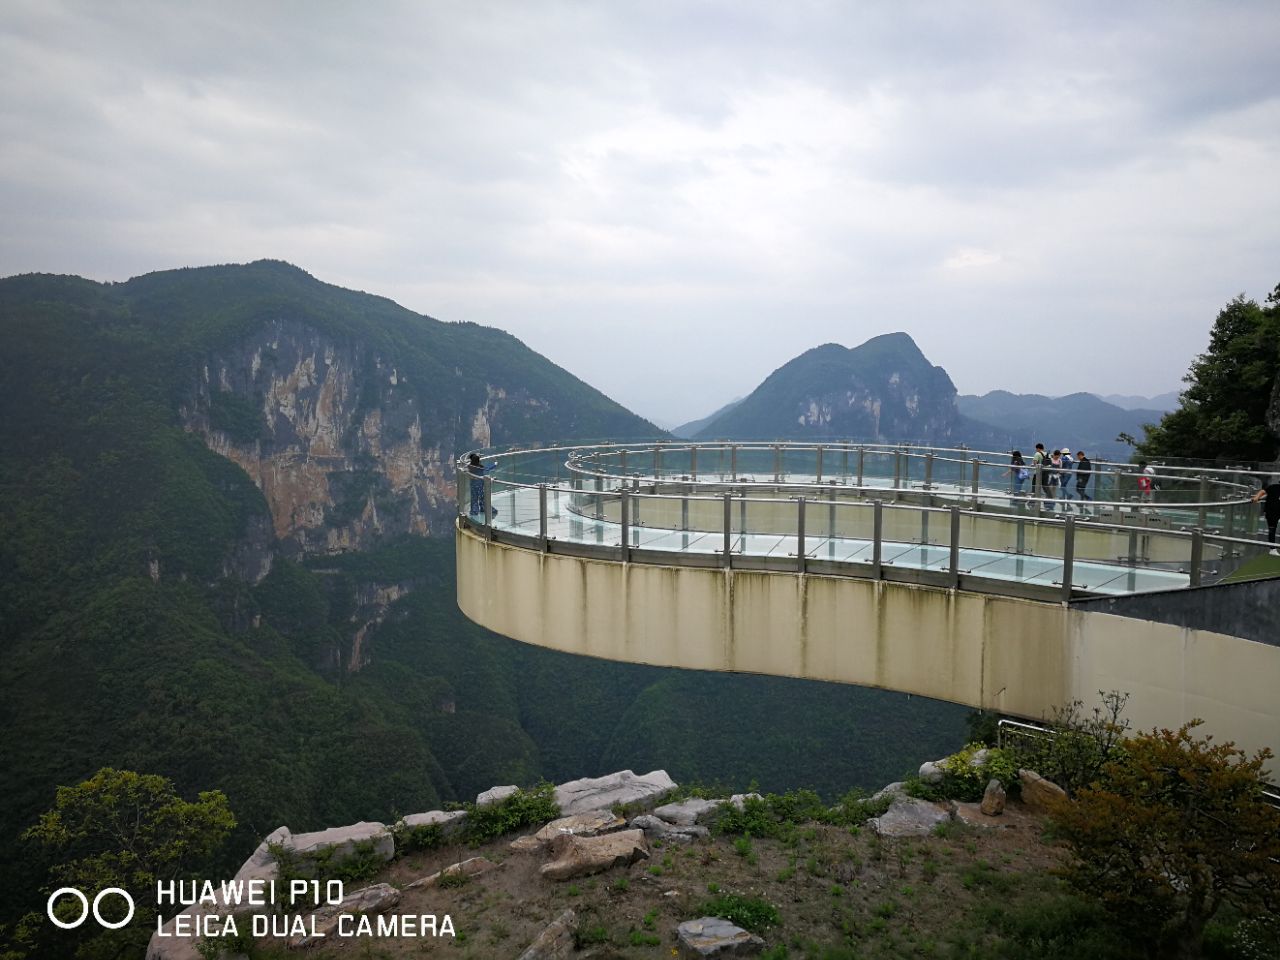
top-left (0, 262), bottom-right (969, 945)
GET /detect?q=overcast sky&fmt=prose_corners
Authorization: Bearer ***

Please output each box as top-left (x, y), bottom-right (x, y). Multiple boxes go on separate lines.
top-left (2, 1), bottom-right (1278, 425)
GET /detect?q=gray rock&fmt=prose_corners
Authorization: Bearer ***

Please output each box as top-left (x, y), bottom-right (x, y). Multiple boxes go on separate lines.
top-left (406, 855), bottom-right (500, 889)
top-left (540, 828), bottom-right (649, 881)
top-left (968, 748), bottom-right (991, 771)
top-left (233, 825), bottom-right (290, 884)
top-left (655, 797), bottom-right (719, 826)
top-left (1019, 769), bottom-right (1068, 813)
top-left (285, 821), bottom-right (394, 868)
top-left (475, 784), bottom-right (519, 808)
top-left (870, 782), bottom-right (908, 803)
top-left (677, 916), bottom-right (765, 957)
top-left (631, 814), bottom-right (710, 844)
top-left (399, 809), bottom-right (467, 836)
top-left (554, 769), bottom-right (677, 816)
top-left (517, 908), bottom-right (577, 960)
top-left (869, 797), bottom-right (953, 837)
top-left (726, 792), bottom-right (762, 811)
top-left (917, 761), bottom-right (944, 784)
top-left (981, 779), bottom-right (1006, 816)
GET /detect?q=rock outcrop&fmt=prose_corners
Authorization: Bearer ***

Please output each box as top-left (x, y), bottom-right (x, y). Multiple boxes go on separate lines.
top-left (554, 769), bottom-right (676, 815)
top-left (1019, 769), bottom-right (1068, 813)
top-left (677, 917), bottom-right (765, 957)
top-left (540, 829), bottom-right (650, 881)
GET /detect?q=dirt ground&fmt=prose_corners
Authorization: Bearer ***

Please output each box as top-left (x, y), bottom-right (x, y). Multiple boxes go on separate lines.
top-left (245, 799), bottom-right (1067, 959)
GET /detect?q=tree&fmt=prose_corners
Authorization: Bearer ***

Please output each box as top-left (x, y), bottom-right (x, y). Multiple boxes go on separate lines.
top-left (19, 768), bottom-right (235, 960)
top-left (1139, 287), bottom-right (1280, 463)
top-left (1051, 722), bottom-right (1280, 959)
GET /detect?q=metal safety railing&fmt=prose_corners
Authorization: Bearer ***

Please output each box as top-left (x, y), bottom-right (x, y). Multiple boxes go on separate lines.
top-left (457, 441), bottom-right (1276, 602)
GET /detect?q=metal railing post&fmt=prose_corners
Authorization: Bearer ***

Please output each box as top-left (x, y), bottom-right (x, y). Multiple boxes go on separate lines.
top-left (620, 448), bottom-right (628, 475)
top-left (924, 452), bottom-right (934, 491)
top-left (722, 493), bottom-right (732, 567)
top-left (620, 489), bottom-right (631, 562)
top-left (1197, 475), bottom-right (1208, 529)
top-left (828, 481), bottom-right (837, 557)
top-left (653, 445), bottom-right (661, 479)
top-left (970, 458), bottom-right (980, 506)
top-left (1190, 528), bottom-right (1204, 587)
top-left (841, 445), bottom-right (849, 483)
top-left (893, 451), bottom-right (902, 489)
top-left (856, 446), bottom-right (865, 489)
top-left (690, 446), bottom-right (698, 480)
top-left (1061, 516), bottom-right (1075, 601)
top-left (456, 466), bottom-right (466, 521)
top-left (816, 446), bottom-right (824, 484)
top-left (949, 506), bottom-right (961, 588)
top-left (538, 483), bottom-right (548, 552)
top-left (872, 500), bottom-right (883, 579)
top-left (796, 497), bottom-right (807, 574)
top-left (730, 444), bottom-right (738, 480)
top-left (773, 444), bottom-right (781, 483)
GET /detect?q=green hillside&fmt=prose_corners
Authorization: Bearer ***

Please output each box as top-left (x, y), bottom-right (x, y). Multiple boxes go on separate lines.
top-left (0, 264), bottom-right (966, 948)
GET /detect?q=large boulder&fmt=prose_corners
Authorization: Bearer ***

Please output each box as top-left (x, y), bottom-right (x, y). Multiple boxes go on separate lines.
top-left (869, 796), bottom-right (952, 837)
top-left (510, 810), bottom-right (624, 854)
top-left (981, 779), bottom-right (1006, 816)
top-left (517, 908), bottom-right (577, 960)
top-left (475, 784), bottom-right (519, 808)
top-left (398, 809), bottom-right (467, 838)
top-left (233, 825), bottom-right (290, 884)
top-left (554, 770), bottom-right (676, 815)
top-left (1019, 769), bottom-right (1068, 813)
top-left (283, 821), bottom-right (394, 875)
top-left (540, 828), bottom-right (649, 881)
top-left (677, 917), bottom-right (765, 957)
top-left (655, 798), bottom-right (719, 826)
top-left (631, 814), bottom-right (710, 844)
top-left (917, 761), bottom-right (944, 784)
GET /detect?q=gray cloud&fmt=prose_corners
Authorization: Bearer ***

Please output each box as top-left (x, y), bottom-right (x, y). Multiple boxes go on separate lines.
top-left (2, 0), bottom-right (1278, 425)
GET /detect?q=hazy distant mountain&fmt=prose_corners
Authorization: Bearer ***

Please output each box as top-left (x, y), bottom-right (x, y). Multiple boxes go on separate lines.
top-left (673, 397), bottom-right (744, 438)
top-left (690, 333), bottom-right (1002, 445)
top-left (1096, 391), bottom-right (1180, 412)
top-left (957, 391), bottom-right (1165, 457)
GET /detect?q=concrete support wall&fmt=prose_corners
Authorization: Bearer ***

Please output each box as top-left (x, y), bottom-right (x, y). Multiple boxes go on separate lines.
top-left (457, 524), bottom-right (1280, 761)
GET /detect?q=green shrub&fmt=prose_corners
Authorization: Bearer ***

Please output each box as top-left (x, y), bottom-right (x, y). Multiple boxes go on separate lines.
top-left (694, 893), bottom-right (781, 934)
top-left (462, 782), bottom-right (559, 845)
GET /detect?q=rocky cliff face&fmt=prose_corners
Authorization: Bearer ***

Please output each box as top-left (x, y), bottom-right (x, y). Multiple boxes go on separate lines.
top-left (181, 319), bottom-right (490, 555)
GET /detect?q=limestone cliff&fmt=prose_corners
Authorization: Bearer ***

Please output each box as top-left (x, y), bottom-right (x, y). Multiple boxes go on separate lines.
top-left (182, 319), bottom-right (523, 554)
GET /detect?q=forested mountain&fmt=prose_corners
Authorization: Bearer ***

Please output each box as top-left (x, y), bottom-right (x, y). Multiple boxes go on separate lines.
top-left (672, 397), bottom-right (744, 438)
top-left (956, 391), bottom-right (1165, 459)
top-left (688, 333), bottom-right (1003, 446)
top-left (0, 263), bottom-right (965, 941)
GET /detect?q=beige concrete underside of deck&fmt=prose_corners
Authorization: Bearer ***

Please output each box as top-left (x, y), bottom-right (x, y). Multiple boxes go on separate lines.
top-left (457, 524), bottom-right (1280, 761)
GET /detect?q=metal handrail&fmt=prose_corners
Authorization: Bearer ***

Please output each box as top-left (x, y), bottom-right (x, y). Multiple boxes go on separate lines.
top-left (458, 443), bottom-right (1277, 600)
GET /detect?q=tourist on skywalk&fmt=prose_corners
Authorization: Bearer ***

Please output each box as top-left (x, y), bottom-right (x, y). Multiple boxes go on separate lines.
top-left (1251, 478), bottom-right (1280, 554)
top-left (1058, 448), bottom-right (1075, 511)
top-left (1136, 460), bottom-right (1156, 504)
top-left (1044, 449), bottom-right (1062, 510)
top-left (1004, 450), bottom-right (1030, 496)
top-left (467, 452), bottom-right (496, 520)
top-left (1075, 451), bottom-right (1093, 511)
top-left (1032, 443), bottom-right (1052, 508)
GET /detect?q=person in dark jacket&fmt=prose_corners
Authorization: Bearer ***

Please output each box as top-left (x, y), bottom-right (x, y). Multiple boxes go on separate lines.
top-left (1252, 477), bottom-right (1280, 554)
top-left (467, 452), bottom-right (489, 518)
top-left (1075, 451), bottom-right (1093, 511)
